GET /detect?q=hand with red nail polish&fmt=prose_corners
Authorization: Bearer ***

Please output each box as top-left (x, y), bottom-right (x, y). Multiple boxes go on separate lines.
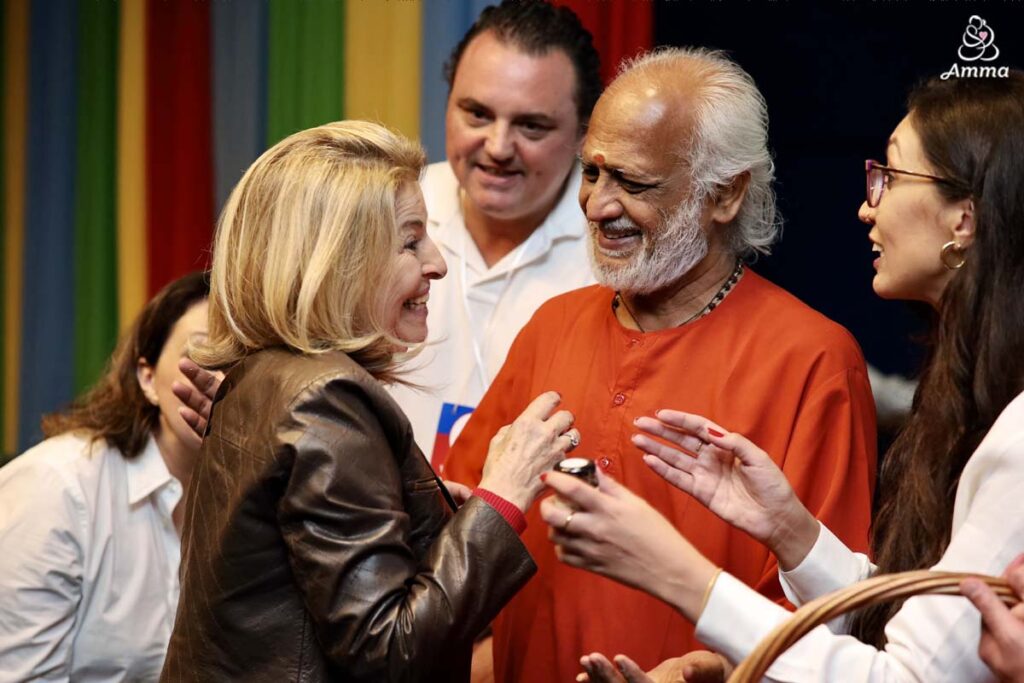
top-left (632, 410), bottom-right (819, 571)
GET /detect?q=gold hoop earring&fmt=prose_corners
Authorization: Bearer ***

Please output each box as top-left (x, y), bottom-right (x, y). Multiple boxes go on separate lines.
top-left (940, 241), bottom-right (966, 270)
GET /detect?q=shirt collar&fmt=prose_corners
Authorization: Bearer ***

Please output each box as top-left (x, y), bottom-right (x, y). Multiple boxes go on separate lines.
top-left (125, 435), bottom-right (178, 505)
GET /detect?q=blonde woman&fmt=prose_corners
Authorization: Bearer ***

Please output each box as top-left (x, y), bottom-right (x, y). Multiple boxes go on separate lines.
top-left (160, 122), bottom-right (577, 683)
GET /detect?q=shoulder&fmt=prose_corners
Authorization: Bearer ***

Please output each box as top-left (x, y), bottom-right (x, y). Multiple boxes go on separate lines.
top-left (0, 433), bottom-right (106, 530)
top-left (731, 271), bottom-right (866, 370)
top-left (533, 284), bottom-right (609, 320)
top-left (977, 392), bottom-right (1024, 459)
top-left (221, 349), bottom-right (408, 441)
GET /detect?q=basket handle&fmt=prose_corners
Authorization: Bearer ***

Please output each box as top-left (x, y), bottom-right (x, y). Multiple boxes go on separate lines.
top-left (727, 570), bottom-right (1019, 683)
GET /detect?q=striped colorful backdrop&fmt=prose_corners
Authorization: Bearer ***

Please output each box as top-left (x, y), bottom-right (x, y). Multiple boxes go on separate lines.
top-left (1, 0), bottom-right (650, 455)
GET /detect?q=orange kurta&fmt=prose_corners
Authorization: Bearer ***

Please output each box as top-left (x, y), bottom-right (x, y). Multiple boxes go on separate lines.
top-left (444, 271), bottom-right (877, 683)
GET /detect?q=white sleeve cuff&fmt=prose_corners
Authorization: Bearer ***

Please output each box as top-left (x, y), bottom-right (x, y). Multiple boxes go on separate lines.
top-left (779, 522), bottom-right (874, 608)
top-left (695, 571), bottom-right (792, 667)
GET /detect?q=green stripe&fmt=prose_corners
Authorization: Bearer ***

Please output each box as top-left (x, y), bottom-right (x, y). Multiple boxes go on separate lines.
top-left (73, 0), bottom-right (119, 394)
top-left (1, 2), bottom-right (6, 452)
top-left (266, 0), bottom-right (345, 147)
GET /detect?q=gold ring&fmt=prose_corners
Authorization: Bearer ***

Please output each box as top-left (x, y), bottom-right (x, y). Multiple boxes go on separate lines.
top-left (563, 511), bottom-right (576, 531)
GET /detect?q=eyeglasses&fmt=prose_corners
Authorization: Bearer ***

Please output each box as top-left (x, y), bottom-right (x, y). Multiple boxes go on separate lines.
top-left (864, 160), bottom-right (965, 208)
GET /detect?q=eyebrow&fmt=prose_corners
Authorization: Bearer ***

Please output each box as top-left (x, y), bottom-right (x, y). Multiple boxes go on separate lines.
top-left (457, 97), bottom-right (558, 125)
top-left (579, 154), bottom-right (659, 184)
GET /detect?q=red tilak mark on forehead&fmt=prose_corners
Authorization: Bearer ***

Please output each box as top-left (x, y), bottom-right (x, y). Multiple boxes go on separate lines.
top-left (593, 153), bottom-right (605, 165)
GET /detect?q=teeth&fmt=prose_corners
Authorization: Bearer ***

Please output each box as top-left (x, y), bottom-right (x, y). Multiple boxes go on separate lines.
top-left (405, 295), bottom-right (428, 307)
top-left (872, 244), bottom-right (883, 253)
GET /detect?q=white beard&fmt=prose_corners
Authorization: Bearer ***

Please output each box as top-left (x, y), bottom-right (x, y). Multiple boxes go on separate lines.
top-left (588, 195), bottom-right (709, 295)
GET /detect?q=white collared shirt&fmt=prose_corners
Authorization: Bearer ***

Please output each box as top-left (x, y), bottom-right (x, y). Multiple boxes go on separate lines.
top-left (0, 432), bottom-right (182, 682)
top-left (389, 161), bottom-right (595, 469)
top-left (695, 390), bottom-right (1024, 682)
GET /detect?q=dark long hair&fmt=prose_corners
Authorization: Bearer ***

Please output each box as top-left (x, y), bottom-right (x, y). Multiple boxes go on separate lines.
top-left (41, 272), bottom-right (210, 459)
top-left (850, 72), bottom-right (1024, 647)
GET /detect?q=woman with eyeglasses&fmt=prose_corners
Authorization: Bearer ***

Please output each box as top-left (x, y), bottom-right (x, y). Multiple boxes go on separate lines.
top-left (540, 72), bottom-right (1024, 682)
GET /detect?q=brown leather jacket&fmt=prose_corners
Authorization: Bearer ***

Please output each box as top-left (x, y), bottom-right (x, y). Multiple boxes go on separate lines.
top-left (161, 348), bottom-right (535, 682)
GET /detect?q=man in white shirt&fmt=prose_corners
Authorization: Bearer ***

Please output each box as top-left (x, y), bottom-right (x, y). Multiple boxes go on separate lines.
top-left (388, 0), bottom-right (601, 470)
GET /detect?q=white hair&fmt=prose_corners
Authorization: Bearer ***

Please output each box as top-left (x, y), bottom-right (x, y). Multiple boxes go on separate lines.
top-left (616, 47), bottom-right (781, 257)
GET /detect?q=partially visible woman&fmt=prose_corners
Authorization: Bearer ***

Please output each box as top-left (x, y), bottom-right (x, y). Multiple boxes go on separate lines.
top-left (161, 122), bottom-right (576, 682)
top-left (542, 72), bottom-right (1024, 682)
top-left (0, 272), bottom-right (210, 681)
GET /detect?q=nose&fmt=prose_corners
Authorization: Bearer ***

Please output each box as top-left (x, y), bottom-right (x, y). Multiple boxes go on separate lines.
top-left (421, 236), bottom-right (447, 280)
top-left (484, 121), bottom-right (514, 163)
top-left (579, 175), bottom-right (623, 224)
top-left (857, 199), bottom-right (875, 225)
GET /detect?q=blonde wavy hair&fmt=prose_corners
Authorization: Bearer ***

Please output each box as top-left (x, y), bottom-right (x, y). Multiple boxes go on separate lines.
top-left (193, 121), bottom-right (426, 381)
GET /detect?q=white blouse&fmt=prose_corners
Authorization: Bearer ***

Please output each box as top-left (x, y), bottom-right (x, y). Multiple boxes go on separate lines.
top-left (696, 390), bottom-right (1024, 682)
top-left (0, 433), bottom-right (182, 682)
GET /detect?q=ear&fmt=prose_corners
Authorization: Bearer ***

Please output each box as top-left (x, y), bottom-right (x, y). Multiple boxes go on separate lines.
top-left (708, 172), bottom-right (751, 225)
top-left (948, 198), bottom-right (976, 248)
top-left (136, 358), bottom-right (159, 406)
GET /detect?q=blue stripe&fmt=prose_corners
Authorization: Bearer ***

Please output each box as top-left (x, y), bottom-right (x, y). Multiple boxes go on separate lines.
top-left (419, 0), bottom-right (491, 163)
top-left (18, 0), bottom-right (79, 451)
top-left (213, 0), bottom-right (268, 213)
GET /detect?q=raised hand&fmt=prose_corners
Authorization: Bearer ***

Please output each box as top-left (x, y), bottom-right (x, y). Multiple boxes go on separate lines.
top-left (632, 410), bottom-right (819, 571)
top-left (577, 651), bottom-right (729, 683)
top-left (171, 357), bottom-right (224, 442)
top-left (478, 391), bottom-right (579, 512)
top-left (540, 470), bottom-right (717, 622)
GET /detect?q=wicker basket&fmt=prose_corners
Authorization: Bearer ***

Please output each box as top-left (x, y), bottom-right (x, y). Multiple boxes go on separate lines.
top-left (727, 570), bottom-right (1019, 683)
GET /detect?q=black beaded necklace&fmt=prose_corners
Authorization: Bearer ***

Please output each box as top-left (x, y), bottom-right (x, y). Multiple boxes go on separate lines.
top-left (612, 260), bottom-right (745, 333)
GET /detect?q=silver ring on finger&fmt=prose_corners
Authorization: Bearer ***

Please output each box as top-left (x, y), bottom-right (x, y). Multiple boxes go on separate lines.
top-left (562, 511), bottom-right (576, 531)
top-left (567, 429), bottom-right (581, 451)
top-left (695, 439), bottom-right (707, 453)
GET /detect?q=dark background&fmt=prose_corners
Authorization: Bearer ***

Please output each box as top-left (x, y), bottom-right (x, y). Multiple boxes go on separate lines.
top-left (654, 0), bottom-right (1021, 378)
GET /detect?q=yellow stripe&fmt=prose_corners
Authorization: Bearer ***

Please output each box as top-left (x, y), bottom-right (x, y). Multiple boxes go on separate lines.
top-left (343, 0), bottom-right (421, 140)
top-left (3, 0), bottom-right (28, 454)
top-left (117, 0), bottom-right (148, 329)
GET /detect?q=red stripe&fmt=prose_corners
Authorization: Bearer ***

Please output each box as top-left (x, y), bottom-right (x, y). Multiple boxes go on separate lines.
top-left (554, 0), bottom-right (653, 84)
top-left (145, 0), bottom-right (213, 296)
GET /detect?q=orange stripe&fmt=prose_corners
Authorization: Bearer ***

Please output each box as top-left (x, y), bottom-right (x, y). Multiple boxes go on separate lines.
top-left (117, 0), bottom-right (148, 330)
top-left (343, 0), bottom-right (421, 140)
top-left (3, 0), bottom-right (28, 454)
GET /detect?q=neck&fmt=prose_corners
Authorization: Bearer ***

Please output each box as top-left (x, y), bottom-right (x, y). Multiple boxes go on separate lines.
top-left (461, 186), bottom-right (563, 269)
top-left (618, 249), bottom-right (738, 332)
top-left (153, 422), bottom-right (197, 531)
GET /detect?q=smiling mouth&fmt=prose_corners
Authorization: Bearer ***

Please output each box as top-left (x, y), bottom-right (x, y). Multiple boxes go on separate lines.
top-left (475, 163), bottom-right (521, 178)
top-left (403, 294), bottom-right (428, 310)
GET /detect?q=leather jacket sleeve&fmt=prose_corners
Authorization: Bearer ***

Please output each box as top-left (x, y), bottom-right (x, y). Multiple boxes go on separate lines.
top-left (277, 375), bottom-right (535, 682)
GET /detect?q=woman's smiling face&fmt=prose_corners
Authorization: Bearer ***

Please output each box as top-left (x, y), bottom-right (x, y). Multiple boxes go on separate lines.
top-left (379, 183), bottom-right (447, 343)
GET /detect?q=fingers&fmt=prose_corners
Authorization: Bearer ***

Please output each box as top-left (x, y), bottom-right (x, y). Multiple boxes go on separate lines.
top-left (520, 390), bottom-right (563, 422)
top-left (962, 578), bottom-right (1018, 636)
top-left (543, 471), bottom-right (605, 512)
top-left (631, 433), bottom-right (699, 471)
top-left (641, 453), bottom-right (696, 495)
top-left (1006, 553), bottom-right (1024, 595)
top-left (442, 480), bottom-right (473, 506)
top-left (633, 417), bottom-right (706, 454)
top-left (648, 410), bottom-right (724, 438)
top-left (178, 358), bottom-right (224, 397)
top-left (579, 653), bottom-right (625, 683)
top-left (177, 407), bottom-right (205, 450)
top-left (611, 655), bottom-right (652, 683)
